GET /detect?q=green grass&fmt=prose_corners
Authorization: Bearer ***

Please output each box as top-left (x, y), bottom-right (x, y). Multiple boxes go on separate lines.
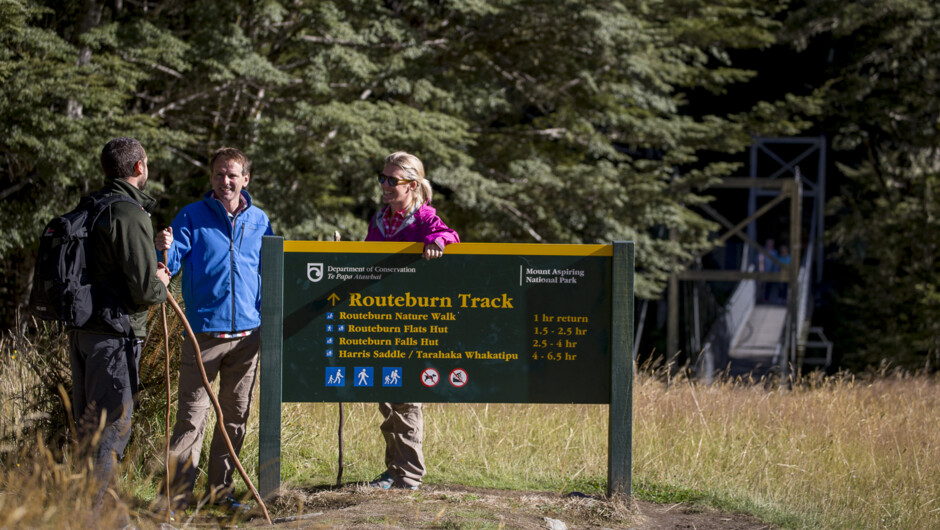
top-left (633, 480), bottom-right (705, 504)
top-left (273, 401), bottom-right (612, 493)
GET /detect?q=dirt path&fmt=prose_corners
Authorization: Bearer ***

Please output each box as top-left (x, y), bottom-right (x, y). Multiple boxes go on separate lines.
top-left (156, 484), bottom-right (776, 529)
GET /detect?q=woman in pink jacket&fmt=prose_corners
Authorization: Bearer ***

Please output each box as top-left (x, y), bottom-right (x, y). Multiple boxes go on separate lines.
top-left (367, 151), bottom-right (459, 490)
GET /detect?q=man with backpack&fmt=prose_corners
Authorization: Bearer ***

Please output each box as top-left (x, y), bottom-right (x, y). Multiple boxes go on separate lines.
top-left (65, 137), bottom-right (171, 519)
top-left (155, 147), bottom-right (273, 510)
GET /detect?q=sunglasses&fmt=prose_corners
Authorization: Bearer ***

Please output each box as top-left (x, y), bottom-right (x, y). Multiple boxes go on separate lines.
top-left (377, 173), bottom-right (411, 186)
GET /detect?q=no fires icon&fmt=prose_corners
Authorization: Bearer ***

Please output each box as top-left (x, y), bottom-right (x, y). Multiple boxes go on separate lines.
top-left (449, 368), bottom-right (468, 388)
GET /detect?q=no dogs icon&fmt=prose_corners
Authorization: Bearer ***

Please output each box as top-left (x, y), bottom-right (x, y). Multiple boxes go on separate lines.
top-left (420, 368), bottom-right (440, 387)
top-left (449, 368), bottom-right (468, 388)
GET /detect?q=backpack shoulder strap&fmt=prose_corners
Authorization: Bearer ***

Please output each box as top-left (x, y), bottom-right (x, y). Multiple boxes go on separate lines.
top-left (94, 193), bottom-right (141, 210)
top-left (87, 193), bottom-right (143, 227)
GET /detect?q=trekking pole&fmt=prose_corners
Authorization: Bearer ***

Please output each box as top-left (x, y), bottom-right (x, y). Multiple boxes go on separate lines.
top-left (164, 292), bottom-right (272, 524)
top-left (334, 231), bottom-right (345, 487)
top-left (161, 250), bottom-right (171, 520)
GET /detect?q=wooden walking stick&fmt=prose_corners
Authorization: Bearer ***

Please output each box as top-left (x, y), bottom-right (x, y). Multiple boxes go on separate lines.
top-left (164, 293), bottom-right (272, 524)
top-left (158, 241), bottom-right (271, 523)
top-left (161, 250), bottom-right (172, 519)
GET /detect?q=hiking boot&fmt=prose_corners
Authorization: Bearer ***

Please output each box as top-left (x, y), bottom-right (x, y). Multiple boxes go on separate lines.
top-left (393, 479), bottom-right (420, 491)
top-left (213, 496), bottom-right (251, 512)
top-left (153, 493), bottom-right (189, 513)
top-left (369, 472), bottom-right (394, 489)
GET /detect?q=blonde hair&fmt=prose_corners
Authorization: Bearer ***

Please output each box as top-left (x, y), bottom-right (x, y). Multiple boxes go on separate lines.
top-left (385, 151), bottom-right (432, 210)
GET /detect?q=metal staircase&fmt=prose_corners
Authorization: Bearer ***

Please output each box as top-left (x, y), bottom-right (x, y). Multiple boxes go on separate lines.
top-left (665, 137), bottom-right (833, 381)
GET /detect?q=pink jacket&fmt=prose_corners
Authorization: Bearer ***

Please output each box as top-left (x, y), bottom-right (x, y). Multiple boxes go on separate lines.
top-left (366, 203), bottom-right (460, 248)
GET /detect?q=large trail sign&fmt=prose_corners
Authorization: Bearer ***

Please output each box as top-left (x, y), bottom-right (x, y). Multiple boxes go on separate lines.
top-left (259, 239), bottom-right (634, 497)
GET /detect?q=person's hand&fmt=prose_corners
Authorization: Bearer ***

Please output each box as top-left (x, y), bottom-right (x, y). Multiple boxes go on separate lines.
top-left (423, 243), bottom-right (443, 260)
top-left (156, 261), bottom-right (171, 288)
top-left (155, 227), bottom-right (173, 251)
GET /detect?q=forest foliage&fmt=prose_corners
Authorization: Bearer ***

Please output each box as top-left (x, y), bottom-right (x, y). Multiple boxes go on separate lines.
top-left (2, 0), bottom-right (938, 369)
top-left (781, 0), bottom-right (940, 369)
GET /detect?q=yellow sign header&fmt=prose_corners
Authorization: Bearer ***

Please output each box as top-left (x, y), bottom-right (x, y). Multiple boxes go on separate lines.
top-left (284, 241), bottom-right (613, 257)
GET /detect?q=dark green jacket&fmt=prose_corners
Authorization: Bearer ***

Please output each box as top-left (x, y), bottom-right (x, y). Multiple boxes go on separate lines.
top-left (85, 178), bottom-right (167, 338)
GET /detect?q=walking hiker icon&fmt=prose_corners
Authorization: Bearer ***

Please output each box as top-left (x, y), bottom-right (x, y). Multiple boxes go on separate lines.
top-left (354, 367), bottom-right (373, 387)
top-left (326, 367), bottom-right (345, 386)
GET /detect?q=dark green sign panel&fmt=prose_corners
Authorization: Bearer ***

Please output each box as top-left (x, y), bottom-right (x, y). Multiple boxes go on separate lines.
top-left (259, 238), bottom-right (634, 498)
top-left (281, 241), bottom-right (613, 404)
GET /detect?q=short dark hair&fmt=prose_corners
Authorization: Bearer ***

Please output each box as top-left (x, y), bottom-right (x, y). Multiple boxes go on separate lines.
top-left (100, 137), bottom-right (146, 180)
top-left (209, 147), bottom-right (251, 176)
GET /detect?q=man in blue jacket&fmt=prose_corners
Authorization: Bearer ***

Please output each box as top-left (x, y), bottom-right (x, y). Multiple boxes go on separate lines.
top-left (156, 147), bottom-right (273, 509)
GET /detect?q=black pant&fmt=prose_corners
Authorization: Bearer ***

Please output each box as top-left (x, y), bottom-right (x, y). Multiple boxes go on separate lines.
top-left (68, 330), bottom-right (141, 512)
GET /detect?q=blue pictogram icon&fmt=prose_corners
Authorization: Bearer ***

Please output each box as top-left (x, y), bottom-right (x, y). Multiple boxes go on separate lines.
top-left (354, 367), bottom-right (374, 387)
top-left (382, 367), bottom-right (402, 387)
top-left (326, 367), bottom-right (345, 386)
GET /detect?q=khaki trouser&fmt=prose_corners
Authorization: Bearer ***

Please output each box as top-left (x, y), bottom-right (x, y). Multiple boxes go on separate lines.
top-left (166, 332), bottom-right (260, 504)
top-left (379, 402), bottom-right (426, 487)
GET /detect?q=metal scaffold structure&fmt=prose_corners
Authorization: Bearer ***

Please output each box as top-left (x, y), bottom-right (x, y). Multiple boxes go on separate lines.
top-left (665, 137), bottom-right (832, 381)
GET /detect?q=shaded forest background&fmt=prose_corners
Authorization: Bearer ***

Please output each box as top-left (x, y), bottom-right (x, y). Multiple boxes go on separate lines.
top-left (2, 0), bottom-right (938, 371)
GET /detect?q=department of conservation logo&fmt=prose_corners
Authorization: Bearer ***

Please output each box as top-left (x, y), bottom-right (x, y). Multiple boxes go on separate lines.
top-left (307, 263), bottom-right (324, 282)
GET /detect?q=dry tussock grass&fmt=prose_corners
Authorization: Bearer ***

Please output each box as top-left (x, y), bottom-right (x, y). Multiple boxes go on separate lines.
top-left (635, 370), bottom-right (940, 528)
top-left (2, 318), bottom-right (939, 529)
top-left (274, 370), bottom-right (940, 528)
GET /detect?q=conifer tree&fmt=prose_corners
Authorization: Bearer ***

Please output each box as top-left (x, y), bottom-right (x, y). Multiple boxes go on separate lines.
top-left (784, 0), bottom-right (940, 369)
top-left (2, 0), bottom-right (798, 327)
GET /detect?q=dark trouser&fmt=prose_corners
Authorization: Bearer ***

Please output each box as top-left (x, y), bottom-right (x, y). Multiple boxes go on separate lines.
top-left (68, 330), bottom-right (140, 513)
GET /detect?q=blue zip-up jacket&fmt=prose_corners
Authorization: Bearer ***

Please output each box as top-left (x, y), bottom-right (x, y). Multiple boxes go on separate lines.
top-left (163, 190), bottom-right (273, 333)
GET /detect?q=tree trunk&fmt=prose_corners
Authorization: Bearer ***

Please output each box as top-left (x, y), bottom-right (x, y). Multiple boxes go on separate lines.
top-left (67, 0), bottom-right (104, 119)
